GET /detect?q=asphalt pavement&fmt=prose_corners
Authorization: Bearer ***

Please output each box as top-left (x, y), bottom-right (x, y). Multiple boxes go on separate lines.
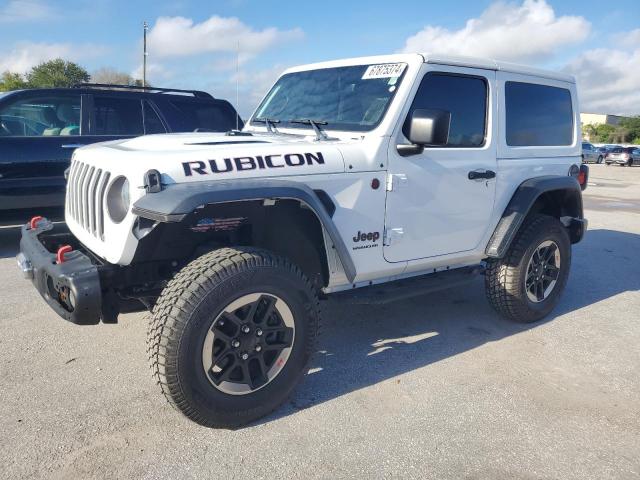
top-left (0, 164), bottom-right (638, 479)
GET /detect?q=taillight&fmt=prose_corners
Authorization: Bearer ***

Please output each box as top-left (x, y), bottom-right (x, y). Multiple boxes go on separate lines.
top-left (578, 164), bottom-right (589, 191)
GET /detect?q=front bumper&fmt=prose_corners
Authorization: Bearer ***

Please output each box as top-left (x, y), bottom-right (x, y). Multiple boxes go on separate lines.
top-left (18, 219), bottom-right (102, 325)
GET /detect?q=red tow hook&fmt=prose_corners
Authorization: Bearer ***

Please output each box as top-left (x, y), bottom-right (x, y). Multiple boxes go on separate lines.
top-left (30, 216), bottom-right (44, 229)
top-left (56, 245), bottom-right (73, 264)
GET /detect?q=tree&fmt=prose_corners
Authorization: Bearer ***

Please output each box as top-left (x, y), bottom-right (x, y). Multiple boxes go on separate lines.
top-left (582, 123), bottom-right (597, 141)
top-left (91, 67), bottom-right (137, 86)
top-left (26, 59), bottom-right (90, 88)
top-left (619, 116), bottom-right (640, 144)
top-left (0, 71), bottom-right (28, 91)
top-left (589, 124), bottom-right (616, 143)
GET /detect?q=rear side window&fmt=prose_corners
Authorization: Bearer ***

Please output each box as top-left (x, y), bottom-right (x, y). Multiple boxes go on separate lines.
top-left (0, 95), bottom-right (80, 136)
top-left (169, 100), bottom-right (238, 132)
top-left (92, 97), bottom-right (144, 136)
top-left (505, 82), bottom-right (573, 146)
top-left (404, 73), bottom-right (487, 147)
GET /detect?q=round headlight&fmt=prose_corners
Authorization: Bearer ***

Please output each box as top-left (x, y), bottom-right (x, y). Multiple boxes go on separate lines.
top-left (106, 176), bottom-right (130, 223)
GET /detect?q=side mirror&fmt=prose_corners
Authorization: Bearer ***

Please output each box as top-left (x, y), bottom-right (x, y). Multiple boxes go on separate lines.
top-left (397, 108), bottom-right (451, 157)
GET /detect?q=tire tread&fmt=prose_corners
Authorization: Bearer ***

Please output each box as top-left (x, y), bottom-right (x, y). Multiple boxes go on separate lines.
top-left (146, 247), bottom-right (320, 428)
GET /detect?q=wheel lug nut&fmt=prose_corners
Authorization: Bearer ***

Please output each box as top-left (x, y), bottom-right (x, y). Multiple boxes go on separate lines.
top-left (256, 329), bottom-right (263, 337)
top-left (241, 325), bottom-right (250, 334)
top-left (241, 352), bottom-right (249, 360)
top-left (255, 345), bottom-right (262, 352)
top-left (231, 339), bottom-right (240, 348)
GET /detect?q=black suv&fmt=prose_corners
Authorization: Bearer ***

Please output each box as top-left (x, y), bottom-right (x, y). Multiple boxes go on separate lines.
top-left (0, 84), bottom-right (242, 211)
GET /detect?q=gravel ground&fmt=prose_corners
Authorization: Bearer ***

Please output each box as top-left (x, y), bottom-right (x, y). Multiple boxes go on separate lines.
top-left (0, 164), bottom-right (638, 480)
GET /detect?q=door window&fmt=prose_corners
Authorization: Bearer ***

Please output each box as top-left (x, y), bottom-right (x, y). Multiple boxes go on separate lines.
top-left (92, 96), bottom-right (144, 135)
top-left (0, 95), bottom-right (81, 136)
top-left (404, 73), bottom-right (487, 147)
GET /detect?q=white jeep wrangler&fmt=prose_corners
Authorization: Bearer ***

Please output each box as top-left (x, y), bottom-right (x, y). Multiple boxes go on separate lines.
top-left (18, 53), bottom-right (589, 428)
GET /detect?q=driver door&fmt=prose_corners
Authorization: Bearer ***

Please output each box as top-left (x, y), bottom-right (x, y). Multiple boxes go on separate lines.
top-left (384, 65), bottom-right (497, 262)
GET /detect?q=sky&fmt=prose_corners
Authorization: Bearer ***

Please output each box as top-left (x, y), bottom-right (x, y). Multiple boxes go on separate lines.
top-left (0, 0), bottom-right (638, 117)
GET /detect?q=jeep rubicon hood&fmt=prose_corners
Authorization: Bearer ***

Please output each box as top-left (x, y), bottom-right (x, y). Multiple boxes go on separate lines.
top-left (75, 132), bottom-right (347, 186)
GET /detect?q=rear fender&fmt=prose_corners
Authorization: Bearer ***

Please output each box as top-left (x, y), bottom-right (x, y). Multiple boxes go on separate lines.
top-left (485, 175), bottom-right (585, 258)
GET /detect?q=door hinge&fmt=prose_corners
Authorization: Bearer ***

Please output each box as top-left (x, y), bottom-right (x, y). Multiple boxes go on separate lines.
top-left (386, 174), bottom-right (408, 191)
top-left (384, 227), bottom-right (404, 246)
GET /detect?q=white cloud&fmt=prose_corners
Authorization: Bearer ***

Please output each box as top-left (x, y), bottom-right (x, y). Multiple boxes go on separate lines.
top-left (131, 62), bottom-right (172, 82)
top-left (401, 0), bottom-right (590, 63)
top-left (565, 45), bottom-right (640, 115)
top-left (0, 0), bottom-right (55, 23)
top-left (147, 15), bottom-right (303, 61)
top-left (0, 42), bottom-right (108, 74)
top-left (226, 64), bottom-right (288, 117)
top-left (611, 28), bottom-right (640, 50)
top-left (135, 15), bottom-right (301, 117)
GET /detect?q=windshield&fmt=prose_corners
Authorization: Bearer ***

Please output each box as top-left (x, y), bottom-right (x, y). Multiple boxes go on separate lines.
top-left (251, 63), bottom-right (407, 132)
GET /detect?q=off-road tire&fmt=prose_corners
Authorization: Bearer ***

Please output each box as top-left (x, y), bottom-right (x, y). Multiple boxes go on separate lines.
top-left (147, 247), bottom-right (320, 428)
top-left (485, 214), bottom-right (571, 323)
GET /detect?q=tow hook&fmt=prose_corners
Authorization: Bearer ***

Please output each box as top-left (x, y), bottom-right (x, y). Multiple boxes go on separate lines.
top-left (56, 245), bottom-right (73, 264)
top-left (29, 216), bottom-right (44, 229)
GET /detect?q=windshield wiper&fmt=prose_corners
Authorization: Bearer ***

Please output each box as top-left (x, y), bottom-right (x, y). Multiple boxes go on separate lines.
top-left (253, 117), bottom-right (281, 133)
top-left (291, 118), bottom-right (330, 141)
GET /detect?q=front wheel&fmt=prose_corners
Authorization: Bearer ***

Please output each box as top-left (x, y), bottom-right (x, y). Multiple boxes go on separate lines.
top-left (485, 214), bottom-right (571, 323)
top-left (147, 247), bottom-right (320, 428)
top-left (597, 155), bottom-right (603, 164)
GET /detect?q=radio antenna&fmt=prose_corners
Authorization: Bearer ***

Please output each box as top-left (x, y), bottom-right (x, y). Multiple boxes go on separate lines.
top-left (143, 21), bottom-right (148, 87)
top-left (236, 40), bottom-right (240, 130)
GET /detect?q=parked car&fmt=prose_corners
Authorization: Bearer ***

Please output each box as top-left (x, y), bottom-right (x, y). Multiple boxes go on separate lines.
top-left (0, 84), bottom-right (242, 211)
top-left (605, 146), bottom-right (640, 166)
top-left (18, 53), bottom-right (588, 428)
top-left (596, 146), bottom-right (609, 159)
top-left (582, 141), bottom-right (601, 163)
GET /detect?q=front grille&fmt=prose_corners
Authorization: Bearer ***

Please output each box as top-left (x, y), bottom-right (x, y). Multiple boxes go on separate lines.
top-left (66, 161), bottom-right (111, 239)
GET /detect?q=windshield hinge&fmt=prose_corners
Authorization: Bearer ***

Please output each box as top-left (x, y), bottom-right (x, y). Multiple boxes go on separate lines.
top-left (386, 174), bottom-right (408, 192)
top-left (384, 227), bottom-right (404, 246)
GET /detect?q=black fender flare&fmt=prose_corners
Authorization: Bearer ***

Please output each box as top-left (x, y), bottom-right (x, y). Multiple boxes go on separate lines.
top-left (131, 179), bottom-right (356, 283)
top-left (485, 175), bottom-right (585, 258)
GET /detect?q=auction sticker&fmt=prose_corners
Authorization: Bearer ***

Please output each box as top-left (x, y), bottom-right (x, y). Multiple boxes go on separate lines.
top-left (362, 63), bottom-right (406, 79)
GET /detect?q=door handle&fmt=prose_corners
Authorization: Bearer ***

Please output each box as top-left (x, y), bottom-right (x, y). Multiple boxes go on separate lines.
top-left (61, 144), bottom-right (86, 149)
top-left (468, 169), bottom-right (496, 180)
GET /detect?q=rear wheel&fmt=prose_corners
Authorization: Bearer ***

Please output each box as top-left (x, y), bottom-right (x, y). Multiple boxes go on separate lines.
top-left (597, 155), bottom-right (603, 164)
top-left (147, 247), bottom-right (320, 428)
top-left (485, 214), bottom-right (571, 323)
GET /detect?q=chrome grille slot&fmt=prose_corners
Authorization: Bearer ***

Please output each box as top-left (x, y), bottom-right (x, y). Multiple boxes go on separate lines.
top-left (65, 161), bottom-right (76, 217)
top-left (83, 166), bottom-right (95, 229)
top-left (76, 163), bottom-right (89, 226)
top-left (79, 164), bottom-right (91, 229)
top-left (95, 171), bottom-right (110, 239)
top-left (87, 167), bottom-right (99, 234)
top-left (66, 160), bottom-right (112, 240)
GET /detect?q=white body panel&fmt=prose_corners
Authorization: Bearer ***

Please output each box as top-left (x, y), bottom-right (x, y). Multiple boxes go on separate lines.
top-left (66, 53), bottom-right (581, 293)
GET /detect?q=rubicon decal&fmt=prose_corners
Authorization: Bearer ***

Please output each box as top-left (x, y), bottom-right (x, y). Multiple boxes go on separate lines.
top-left (182, 152), bottom-right (326, 176)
